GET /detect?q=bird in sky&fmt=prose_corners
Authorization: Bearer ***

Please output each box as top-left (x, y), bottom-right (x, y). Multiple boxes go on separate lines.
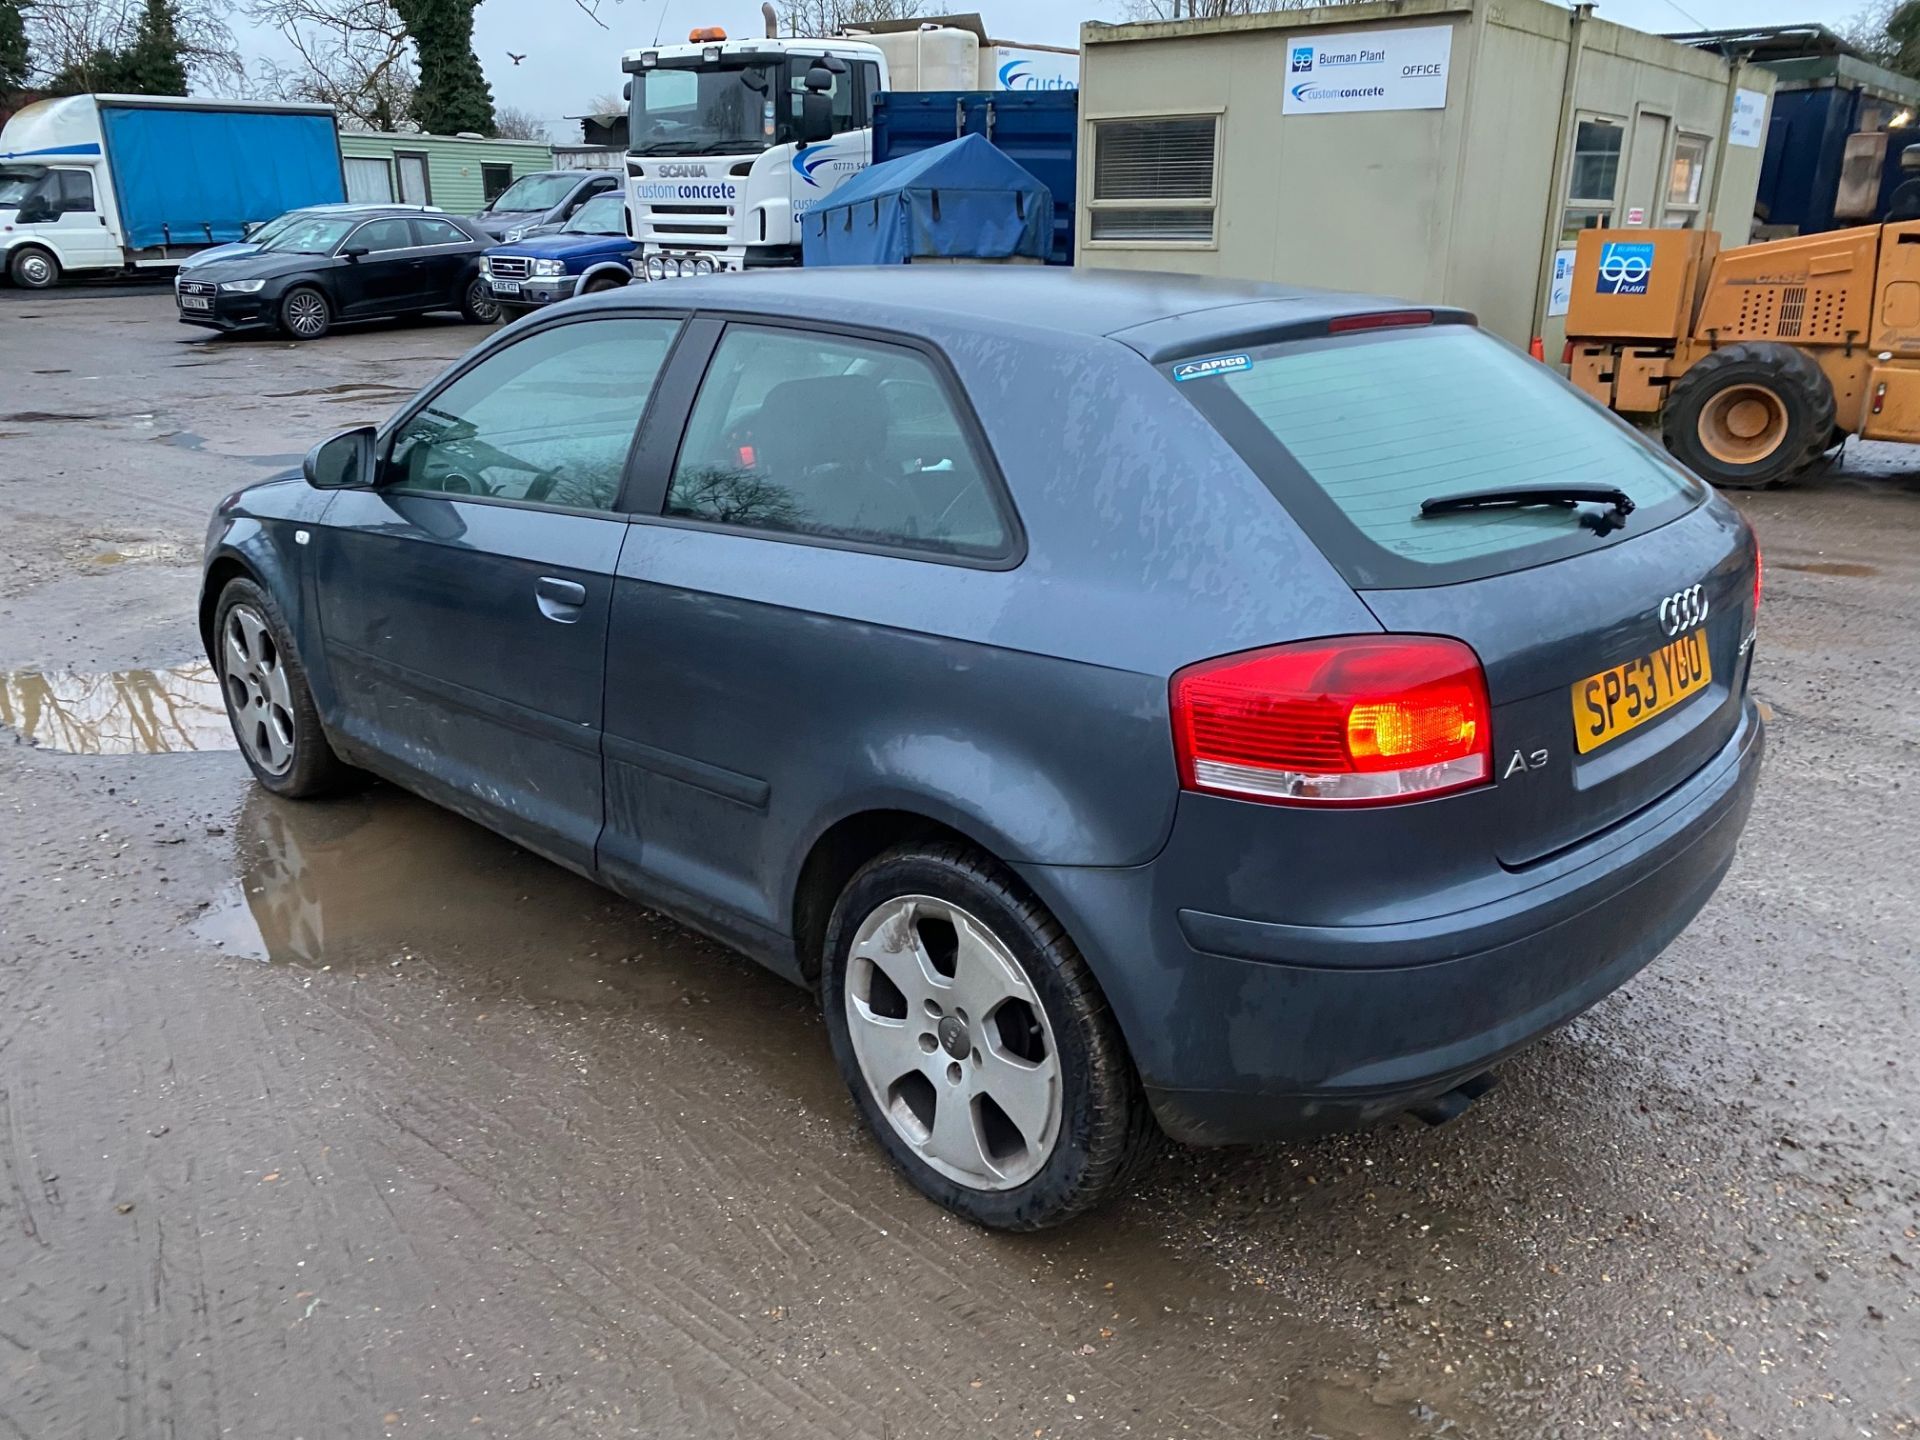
top-left (507, 51), bottom-right (527, 66)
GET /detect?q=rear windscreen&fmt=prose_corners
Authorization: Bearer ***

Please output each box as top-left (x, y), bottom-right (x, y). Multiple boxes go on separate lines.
top-left (1168, 324), bottom-right (1702, 588)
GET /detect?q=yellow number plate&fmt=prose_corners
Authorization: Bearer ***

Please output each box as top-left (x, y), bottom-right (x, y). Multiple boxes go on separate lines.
top-left (1571, 628), bottom-right (1713, 755)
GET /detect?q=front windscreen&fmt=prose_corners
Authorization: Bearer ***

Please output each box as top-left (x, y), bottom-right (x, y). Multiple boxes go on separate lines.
top-left (563, 194), bottom-right (627, 234)
top-left (0, 169), bottom-right (44, 207)
top-left (260, 216), bottom-right (356, 254)
top-left (629, 60), bottom-right (777, 155)
top-left (489, 173), bottom-right (578, 212)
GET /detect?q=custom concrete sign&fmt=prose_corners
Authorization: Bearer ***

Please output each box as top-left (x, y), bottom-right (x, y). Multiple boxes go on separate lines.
top-left (1283, 25), bottom-right (1454, 115)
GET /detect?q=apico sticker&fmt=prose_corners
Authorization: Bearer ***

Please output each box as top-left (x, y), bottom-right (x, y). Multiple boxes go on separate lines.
top-left (1596, 241), bottom-right (1654, 297)
top-left (1173, 353), bottom-right (1251, 382)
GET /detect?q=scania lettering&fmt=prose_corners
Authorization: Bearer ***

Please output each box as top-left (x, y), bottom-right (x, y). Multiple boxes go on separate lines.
top-left (621, 20), bottom-right (1076, 274)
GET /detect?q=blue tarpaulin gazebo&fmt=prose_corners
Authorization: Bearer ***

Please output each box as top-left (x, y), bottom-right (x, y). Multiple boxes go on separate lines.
top-left (801, 134), bottom-right (1053, 267)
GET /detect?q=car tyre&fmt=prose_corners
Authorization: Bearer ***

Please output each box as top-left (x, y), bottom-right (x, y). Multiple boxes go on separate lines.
top-left (495, 300), bottom-right (532, 323)
top-left (462, 275), bottom-right (501, 324)
top-left (820, 842), bottom-right (1158, 1230)
top-left (582, 273), bottom-right (629, 295)
top-left (278, 286), bottom-right (332, 341)
top-left (1662, 341), bottom-right (1834, 489)
top-left (8, 245), bottom-right (60, 289)
top-left (213, 578), bottom-right (359, 799)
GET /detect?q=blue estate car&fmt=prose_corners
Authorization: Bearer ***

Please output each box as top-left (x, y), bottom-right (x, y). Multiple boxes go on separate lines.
top-left (479, 192), bottom-right (637, 319)
top-left (198, 269), bottom-right (1763, 1231)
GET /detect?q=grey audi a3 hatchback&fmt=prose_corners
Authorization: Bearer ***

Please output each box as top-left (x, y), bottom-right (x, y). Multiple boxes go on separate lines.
top-left (200, 269), bottom-right (1763, 1229)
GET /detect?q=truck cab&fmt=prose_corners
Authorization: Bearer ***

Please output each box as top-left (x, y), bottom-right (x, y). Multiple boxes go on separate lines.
top-left (622, 29), bottom-right (887, 272)
top-left (0, 160), bottom-right (122, 288)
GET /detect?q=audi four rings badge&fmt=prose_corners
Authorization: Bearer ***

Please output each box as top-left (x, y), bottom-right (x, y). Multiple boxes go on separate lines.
top-left (1658, 584), bottom-right (1709, 637)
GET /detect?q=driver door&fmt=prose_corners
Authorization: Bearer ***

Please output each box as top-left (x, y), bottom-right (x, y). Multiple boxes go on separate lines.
top-left (312, 315), bottom-right (683, 871)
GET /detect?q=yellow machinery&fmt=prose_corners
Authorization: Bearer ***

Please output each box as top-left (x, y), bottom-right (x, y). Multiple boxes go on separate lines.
top-left (1565, 221), bottom-right (1920, 487)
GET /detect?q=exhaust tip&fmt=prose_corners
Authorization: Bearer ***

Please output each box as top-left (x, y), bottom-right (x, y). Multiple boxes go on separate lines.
top-left (1407, 1070), bottom-right (1500, 1127)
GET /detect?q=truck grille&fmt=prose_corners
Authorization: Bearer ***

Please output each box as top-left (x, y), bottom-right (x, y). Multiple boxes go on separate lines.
top-left (639, 200), bottom-right (733, 245)
top-left (487, 255), bottom-right (532, 281)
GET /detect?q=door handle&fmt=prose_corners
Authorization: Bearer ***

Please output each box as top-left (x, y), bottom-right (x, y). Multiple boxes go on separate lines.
top-left (536, 576), bottom-right (588, 623)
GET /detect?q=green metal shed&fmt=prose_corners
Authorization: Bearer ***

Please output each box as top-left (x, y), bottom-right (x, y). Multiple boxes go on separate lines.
top-left (337, 131), bottom-right (556, 216)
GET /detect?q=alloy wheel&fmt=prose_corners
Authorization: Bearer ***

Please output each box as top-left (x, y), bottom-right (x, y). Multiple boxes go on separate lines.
top-left (285, 292), bottom-right (328, 338)
top-left (221, 605), bottom-right (297, 776)
top-left (467, 279), bottom-right (501, 322)
top-left (844, 894), bottom-right (1062, 1191)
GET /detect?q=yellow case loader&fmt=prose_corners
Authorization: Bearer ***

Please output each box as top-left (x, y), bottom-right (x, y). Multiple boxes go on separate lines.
top-left (1565, 222), bottom-right (1920, 487)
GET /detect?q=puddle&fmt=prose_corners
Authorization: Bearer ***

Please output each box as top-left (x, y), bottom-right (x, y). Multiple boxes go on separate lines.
top-left (0, 662), bottom-right (234, 755)
top-left (89, 540), bottom-right (196, 567)
top-left (191, 787), bottom-right (819, 1032)
top-left (32, 368), bottom-right (71, 375)
top-left (1773, 559), bottom-right (1881, 577)
top-left (153, 430), bottom-right (206, 451)
top-left (0, 409), bottom-right (109, 423)
top-left (263, 382), bottom-right (414, 399)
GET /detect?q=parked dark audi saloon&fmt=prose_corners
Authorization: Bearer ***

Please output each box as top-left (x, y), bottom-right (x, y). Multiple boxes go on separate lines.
top-left (198, 269), bottom-right (1763, 1229)
top-left (176, 206), bottom-right (498, 340)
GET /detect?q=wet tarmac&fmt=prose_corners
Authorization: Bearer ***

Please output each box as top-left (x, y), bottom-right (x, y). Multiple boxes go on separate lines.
top-left (0, 292), bottom-right (1915, 1439)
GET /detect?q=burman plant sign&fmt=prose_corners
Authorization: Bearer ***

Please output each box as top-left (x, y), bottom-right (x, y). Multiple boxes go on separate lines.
top-left (1282, 26), bottom-right (1454, 115)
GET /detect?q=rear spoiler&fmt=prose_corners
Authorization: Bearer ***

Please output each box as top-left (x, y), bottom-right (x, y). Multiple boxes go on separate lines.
top-left (1110, 302), bottom-right (1477, 365)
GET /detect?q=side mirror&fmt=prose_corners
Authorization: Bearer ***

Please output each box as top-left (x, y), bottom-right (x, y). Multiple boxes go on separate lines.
top-left (243, 220), bottom-right (264, 238)
top-left (340, 245), bottom-right (369, 261)
top-left (1902, 144), bottom-right (1920, 173)
top-left (800, 88), bottom-right (834, 145)
top-left (622, 79), bottom-right (632, 102)
top-left (304, 425), bottom-right (378, 490)
top-left (803, 61), bottom-right (834, 93)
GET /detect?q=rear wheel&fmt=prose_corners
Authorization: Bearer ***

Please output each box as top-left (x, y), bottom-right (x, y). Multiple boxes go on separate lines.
top-left (1662, 341), bottom-right (1835, 488)
top-left (820, 843), bottom-right (1157, 1230)
top-left (8, 245), bottom-right (59, 289)
top-left (278, 286), bottom-right (332, 341)
top-left (462, 275), bottom-right (500, 324)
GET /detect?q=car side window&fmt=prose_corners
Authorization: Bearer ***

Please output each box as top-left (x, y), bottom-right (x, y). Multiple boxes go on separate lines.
top-left (664, 326), bottom-right (1013, 559)
top-left (57, 171), bottom-right (95, 213)
top-left (411, 217), bottom-right (468, 247)
top-left (345, 218), bottom-right (412, 253)
top-left (387, 319), bottom-right (679, 511)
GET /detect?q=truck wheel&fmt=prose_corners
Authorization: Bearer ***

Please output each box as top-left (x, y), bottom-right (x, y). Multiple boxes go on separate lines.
top-left (1662, 342), bottom-right (1835, 489)
top-left (278, 287), bottom-right (332, 341)
top-left (820, 842), bottom-right (1159, 1230)
top-left (8, 246), bottom-right (60, 290)
top-left (582, 273), bottom-right (629, 295)
top-left (495, 301), bottom-right (532, 323)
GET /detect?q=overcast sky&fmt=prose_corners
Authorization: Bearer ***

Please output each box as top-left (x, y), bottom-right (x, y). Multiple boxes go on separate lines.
top-left (230, 0), bottom-right (1868, 135)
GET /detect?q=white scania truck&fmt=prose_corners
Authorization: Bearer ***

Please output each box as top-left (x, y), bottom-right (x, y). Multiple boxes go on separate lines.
top-left (621, 15), bottom-right (1076, 276)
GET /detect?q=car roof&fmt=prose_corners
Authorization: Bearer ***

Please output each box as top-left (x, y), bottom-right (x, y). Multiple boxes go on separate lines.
top-left (608, 267), bottom-right (1473, 361)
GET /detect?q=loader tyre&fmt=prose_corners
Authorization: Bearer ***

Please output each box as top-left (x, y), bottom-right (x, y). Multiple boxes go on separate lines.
top-left (1662, 342), bottom-right (1834, 489)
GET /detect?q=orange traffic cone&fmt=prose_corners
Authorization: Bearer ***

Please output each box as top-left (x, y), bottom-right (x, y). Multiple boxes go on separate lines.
top-left (1528, 336), bottom-right (1546, 361)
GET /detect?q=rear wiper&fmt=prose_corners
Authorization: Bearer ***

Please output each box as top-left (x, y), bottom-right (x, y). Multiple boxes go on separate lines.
top-left (1420, 484), bottom-right (1634, 534)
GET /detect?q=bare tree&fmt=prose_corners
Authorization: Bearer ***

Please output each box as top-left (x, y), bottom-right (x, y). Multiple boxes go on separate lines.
top-left (1121, 0), bottom-right (1319, 18)
top-left (491, 103), bottom-right (547, 140)
top-left (246, 0), bottom-right (413, 129)
top-left (26, 0), bottom-right (240, 90)
top-left (778, 0), bottom-right (929, 39)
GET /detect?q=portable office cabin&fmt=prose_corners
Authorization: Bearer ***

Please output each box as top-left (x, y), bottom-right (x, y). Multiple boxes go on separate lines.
top-left (1075, 0), bottom-right (1774, 356)
top-left (338, 132), bottom-right (555, 214)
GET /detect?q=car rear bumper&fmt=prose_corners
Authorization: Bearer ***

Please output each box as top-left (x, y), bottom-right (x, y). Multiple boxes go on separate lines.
top-left (1015, 697), bottom-right (1764, 1145)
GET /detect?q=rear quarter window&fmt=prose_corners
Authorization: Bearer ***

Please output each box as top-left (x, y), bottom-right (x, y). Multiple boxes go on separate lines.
top-left (1169, 324), bottom-right (1702, 588)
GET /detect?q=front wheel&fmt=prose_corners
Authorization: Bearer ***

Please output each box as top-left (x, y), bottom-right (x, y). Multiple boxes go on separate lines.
top-left (462, 275), bottom-right (501, 324)
top-left (8, 246), bottom-right (60, 289)
top-left (213, 578), bottom-right (358, 798)
top-left (278, 286), bottom-right (332, 341)
top-left (820, 844), bottom-right (1157, 1230)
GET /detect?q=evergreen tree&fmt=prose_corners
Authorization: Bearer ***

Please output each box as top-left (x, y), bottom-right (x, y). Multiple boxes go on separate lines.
top-left (0, 0), bottom-right (29, 97)
top-left (116, 0), bottom-right (191, 96)
top-left (392, 0), bottom-right (493, 135)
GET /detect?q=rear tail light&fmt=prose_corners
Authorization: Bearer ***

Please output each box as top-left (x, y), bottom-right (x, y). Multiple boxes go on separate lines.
top-left (1752, 533), bottom-right (1763, 622)
top-left (1171, 636), bottom-right (1492, 806)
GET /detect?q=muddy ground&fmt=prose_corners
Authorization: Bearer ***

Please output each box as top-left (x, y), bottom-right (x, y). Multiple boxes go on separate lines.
top-left (0, 284), bottom-right (1915, 1439)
